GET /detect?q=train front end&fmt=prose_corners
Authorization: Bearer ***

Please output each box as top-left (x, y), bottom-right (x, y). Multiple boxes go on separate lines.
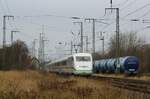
top-left (121, 56), bottom-right (139, 74)
top-left (73, 53), bottom-right (93, 75)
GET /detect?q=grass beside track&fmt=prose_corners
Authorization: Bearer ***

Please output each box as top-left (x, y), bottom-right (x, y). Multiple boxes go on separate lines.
top-left (0, 70), bottom-right (149, 99)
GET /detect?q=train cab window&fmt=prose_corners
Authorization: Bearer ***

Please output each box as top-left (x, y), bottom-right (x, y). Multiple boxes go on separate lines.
top-left (76, 56), bottom-right (91, 62)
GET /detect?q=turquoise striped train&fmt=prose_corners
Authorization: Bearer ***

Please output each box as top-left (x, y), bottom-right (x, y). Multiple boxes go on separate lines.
top-left (93, 56), bottom-right (139, 74)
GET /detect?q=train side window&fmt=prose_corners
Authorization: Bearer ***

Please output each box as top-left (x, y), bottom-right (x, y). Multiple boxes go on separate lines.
top-left (61, 61), bottom-right (66, 65)
top-left (68, 57), bottom-right (74, 66)
top-left (69, 57), bottom-right (73, 61)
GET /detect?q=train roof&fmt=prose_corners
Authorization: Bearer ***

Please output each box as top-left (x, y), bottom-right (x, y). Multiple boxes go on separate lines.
top-left (47, 53), bottom-right (92, 65)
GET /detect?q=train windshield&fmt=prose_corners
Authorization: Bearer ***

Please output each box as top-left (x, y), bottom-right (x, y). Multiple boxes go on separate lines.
top-left (76, 56), bottom-right (91, 62)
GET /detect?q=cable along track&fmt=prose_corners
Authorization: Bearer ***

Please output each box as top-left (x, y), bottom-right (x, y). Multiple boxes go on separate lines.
top-left (110, 77), bottom-right (150, 94)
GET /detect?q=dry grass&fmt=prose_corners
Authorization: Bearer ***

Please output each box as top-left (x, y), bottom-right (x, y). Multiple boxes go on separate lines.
top-left (0, 70), bottom-right (149, 99)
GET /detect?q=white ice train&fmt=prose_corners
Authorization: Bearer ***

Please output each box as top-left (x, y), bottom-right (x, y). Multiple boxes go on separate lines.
top-left (46, 53), bottom-right (93, 75)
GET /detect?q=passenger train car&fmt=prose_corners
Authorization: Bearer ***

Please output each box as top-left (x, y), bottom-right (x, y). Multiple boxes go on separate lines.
top-left (93, 56), bottom-right (139, 74)
top-left (46, 53), bottom-right (93, 75)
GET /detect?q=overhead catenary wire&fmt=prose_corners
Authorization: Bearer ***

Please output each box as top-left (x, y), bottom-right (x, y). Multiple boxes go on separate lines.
top-left (21, 14), bottom-right (84, 20)
top-left (4, 0), bottom-right (10, 14)
top-left (137, 9), bottom-right (150, 19)
top-left (112, 0), bottom-right (129, 7)
top-left (120, 0), bottom-right (137, 11)
top-left (122, 2), bottom-right (150, 18)
top-left (1, 1), bottom-right (150, 48)
top-left (136, 26), bottom-right (150, 33)
top-left (96, 0), bottom-right (136, 27)
top-left (118, 2), bottom-right (150, 32)
top-left (4, 0), bottom-right (18, 30)
top-left (97, 1), bottom-right (150, 34)
top-left (0, 0), bottom-right (18, 31)
top-left (0, 0), bottom-right (7, 14)
top-left (0, 1), bottom-right (34, 40)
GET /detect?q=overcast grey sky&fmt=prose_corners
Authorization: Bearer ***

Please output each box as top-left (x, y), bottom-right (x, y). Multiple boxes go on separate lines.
top-left (0, 0), bottom-right (150, 59)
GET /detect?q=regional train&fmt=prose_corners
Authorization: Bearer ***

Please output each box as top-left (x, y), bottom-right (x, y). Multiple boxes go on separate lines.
top-left (46, 53), bottom-right (93, 75)
top-left (93, 56), bottom-right (139, 74)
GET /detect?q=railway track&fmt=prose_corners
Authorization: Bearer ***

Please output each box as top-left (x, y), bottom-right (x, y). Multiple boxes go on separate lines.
top-left (111, 77), bottom-right (150, 94)
top-left (48, 71), bottom-right (150, 94)
top-left (91, 75), bottom-right (150, 94)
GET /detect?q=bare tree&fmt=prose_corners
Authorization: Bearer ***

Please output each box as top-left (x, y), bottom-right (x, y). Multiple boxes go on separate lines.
top-left (0, 40), bottom-right (32, 70)
top-left (108, 32), bottom-right (145, 57)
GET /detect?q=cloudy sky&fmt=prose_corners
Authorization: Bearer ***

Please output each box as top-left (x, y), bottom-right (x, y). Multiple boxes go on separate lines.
top-left (0, 0), bottom-right (150, 59)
